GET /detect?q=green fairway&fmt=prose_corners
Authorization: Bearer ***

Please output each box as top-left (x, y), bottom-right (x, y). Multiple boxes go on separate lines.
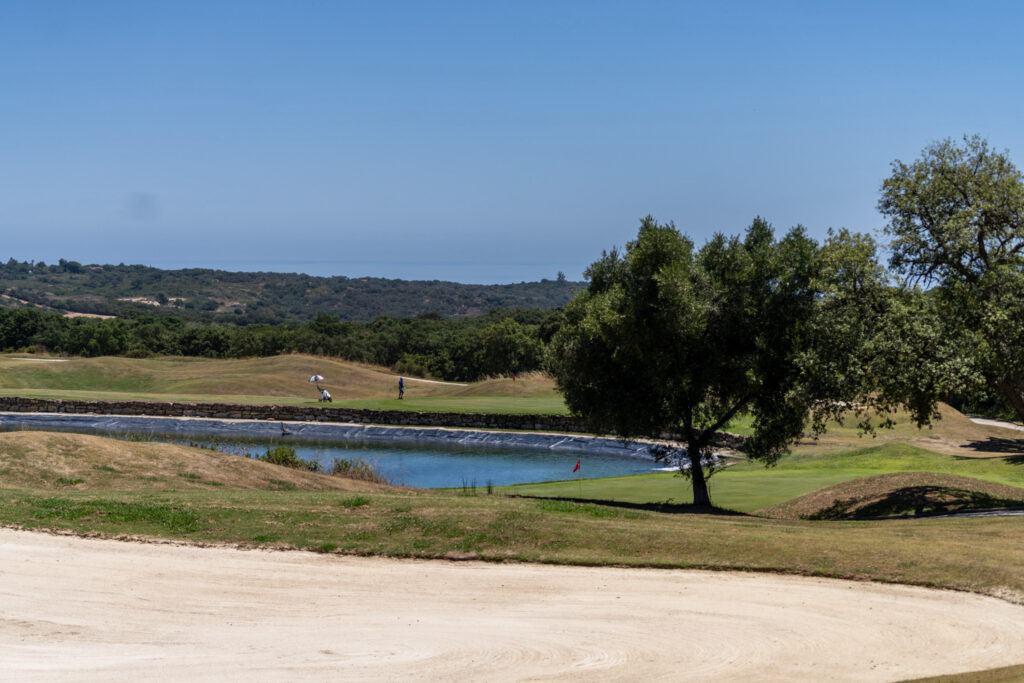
top-left (338, 396), bottom-right (569, 414)
top-left (502, 443), bottom-right (1024, 511)
top-left (0, 387), bottom-right (568, 414)
top-left (0, 387), bottom-right (324, 405)
top-left (0, 354), bottom-right (569, 414)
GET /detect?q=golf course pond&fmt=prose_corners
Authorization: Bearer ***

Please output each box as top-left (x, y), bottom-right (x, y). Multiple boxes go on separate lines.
top-left (0, 413), bottom-right (675, 488)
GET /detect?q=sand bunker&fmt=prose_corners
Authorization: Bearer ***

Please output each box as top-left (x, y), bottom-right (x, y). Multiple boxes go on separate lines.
top-left (2, 528), bottom-right (1023, 681)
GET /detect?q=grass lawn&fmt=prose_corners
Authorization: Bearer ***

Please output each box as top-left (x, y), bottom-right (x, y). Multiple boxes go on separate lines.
top-left (0, 387), bottom-right (568, 414)
top-left (0, 354), bottom-right (569, 414)
top-left (502, 442), bottom-right (1024, 512)
top-left (0, 387), bottom-right (325, 405)
top-left (339, 396), bottom-right (569, 414)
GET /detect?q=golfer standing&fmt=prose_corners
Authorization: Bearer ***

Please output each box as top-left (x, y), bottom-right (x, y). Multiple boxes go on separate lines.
top-left (398, 376), bottom-right (404, 400)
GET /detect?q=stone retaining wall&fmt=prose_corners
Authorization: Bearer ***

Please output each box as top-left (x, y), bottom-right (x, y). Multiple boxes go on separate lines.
top-left (0, 396), bottom-right (747, 449)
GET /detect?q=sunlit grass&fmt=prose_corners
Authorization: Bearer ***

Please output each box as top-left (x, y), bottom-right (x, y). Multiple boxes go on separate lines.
top-left (339, 396), bottom-right (568, 414)
top-left (502, 442), bottom-right (1024, 512)
top-left (0, 354), bottom-right (566, 413)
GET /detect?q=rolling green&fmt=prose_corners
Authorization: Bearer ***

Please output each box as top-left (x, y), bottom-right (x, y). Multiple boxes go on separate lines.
top-left (502, 443), bottom-right (1024, 512)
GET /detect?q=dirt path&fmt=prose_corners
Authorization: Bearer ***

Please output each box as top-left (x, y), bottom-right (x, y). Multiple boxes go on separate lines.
top-left (3, 528), bottom-right (1023, 682)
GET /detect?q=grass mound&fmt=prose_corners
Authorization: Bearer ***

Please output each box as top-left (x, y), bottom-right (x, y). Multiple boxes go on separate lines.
top-left (0, 431), bottom-right (393, 492)
top-left (759, 472), bottom-right (1024, 520)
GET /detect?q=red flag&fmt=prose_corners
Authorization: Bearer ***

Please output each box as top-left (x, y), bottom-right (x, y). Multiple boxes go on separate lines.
top-left (573, 459), bottom-right (581, 473)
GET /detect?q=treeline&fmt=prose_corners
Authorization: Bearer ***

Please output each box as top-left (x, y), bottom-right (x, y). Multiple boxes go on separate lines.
top-left (0, 307), bottom-right (559, 382)
top-left (0, 258), bottom-right (582, 323)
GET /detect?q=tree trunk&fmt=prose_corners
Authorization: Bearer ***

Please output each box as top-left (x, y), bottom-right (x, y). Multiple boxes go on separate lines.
top-left (687, 441), bottom-right (711, 507)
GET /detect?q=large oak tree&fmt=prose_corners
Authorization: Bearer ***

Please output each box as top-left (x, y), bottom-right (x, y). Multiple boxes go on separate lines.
top-left (549, 216), bottom-right (937, 506)
top-left (549, 217), bottom-right (828, 505)
top-left (880, 136), bottom-right (1024, 421)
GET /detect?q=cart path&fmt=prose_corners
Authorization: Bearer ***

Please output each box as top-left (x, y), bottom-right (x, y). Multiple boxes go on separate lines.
top-left (2, 528), bottom-right (1023, 681)
top-left (970, 416), bottom-right (1024, 432)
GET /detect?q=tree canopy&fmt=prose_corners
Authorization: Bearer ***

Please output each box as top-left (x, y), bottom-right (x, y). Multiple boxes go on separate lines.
top-left (880, 135), bottom-right (1024, 420)
top-left (548, 216), bottom-right (944, 506)
top-left (550, 217), bottom-right (834, 505)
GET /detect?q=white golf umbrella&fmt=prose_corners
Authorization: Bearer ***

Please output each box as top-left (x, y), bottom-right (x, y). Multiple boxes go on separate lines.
top-left (308, 374), bottom-right (325, 383)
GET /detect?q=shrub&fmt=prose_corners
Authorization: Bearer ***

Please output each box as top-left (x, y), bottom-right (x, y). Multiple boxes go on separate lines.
top-left (392, 353), bottom-right (433, 379)
top-left (329, 457), bottom-right (389, 484)
top-left (258, 445), bottom-right (319, 472)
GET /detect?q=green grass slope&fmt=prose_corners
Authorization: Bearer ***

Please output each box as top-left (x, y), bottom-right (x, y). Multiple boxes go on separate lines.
top-left (503, 442), bottom-right (1024, 511)
top-left (0, 354), bottom-right (567, 413)
top-left (758, 472), bottom-right (1024, 520)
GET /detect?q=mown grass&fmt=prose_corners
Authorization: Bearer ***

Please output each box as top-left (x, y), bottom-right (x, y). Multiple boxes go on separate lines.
top-left (0, 387), bottom-right (322, 405)
top-left (0, 354), bottom-right (568, 413)
top-left (761, 472), bottom-right (1024, 520)
top-left (26, 497), bottom-right (201, 533)
top-left (0, 387), bottom-right (569, 414)
top-left (2, 486), bottom-right (1023, 602)
top-left (503, 443), bottom-right (1024, 511)
top-left (340, 396), bottom-right (569, 414)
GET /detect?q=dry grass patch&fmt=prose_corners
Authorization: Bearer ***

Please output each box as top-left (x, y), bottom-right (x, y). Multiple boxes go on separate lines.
top-left (0, 353), bottom-right (569, 413)
top-left (800, 403), bottom-right (1024, 459)
top-left (0, 354), bottom-right (460, 400)
top-left (447, 371), bottom-right (560, 398)
top-left (759, 472), bottom-right (1024, 520)
top-left (0, 431), bottom-right (393, 492)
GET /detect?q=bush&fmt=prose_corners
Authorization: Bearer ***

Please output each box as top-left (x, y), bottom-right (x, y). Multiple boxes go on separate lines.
top-left (329, 457), bottom-right (389, 484)
top-left (392, 353), bottom-right (433, 379)
top-left (258, 445), bottom-right (320, 472)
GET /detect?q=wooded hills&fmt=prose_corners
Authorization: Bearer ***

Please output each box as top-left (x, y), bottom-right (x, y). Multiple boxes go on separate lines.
top-left (0, 258), bottom-right (582, 323)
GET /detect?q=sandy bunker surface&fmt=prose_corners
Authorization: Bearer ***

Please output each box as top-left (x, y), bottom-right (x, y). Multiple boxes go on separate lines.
top-left (2, 528), bottom-right (1023, 682)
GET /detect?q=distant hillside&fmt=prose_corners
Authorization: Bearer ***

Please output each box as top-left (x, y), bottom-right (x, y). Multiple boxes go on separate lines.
top-left (0, 258), bottom-right (583, 323)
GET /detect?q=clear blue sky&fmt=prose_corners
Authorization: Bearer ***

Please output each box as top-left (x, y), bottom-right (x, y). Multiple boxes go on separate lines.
top-left (3, 1), bottom-right (1023, 283)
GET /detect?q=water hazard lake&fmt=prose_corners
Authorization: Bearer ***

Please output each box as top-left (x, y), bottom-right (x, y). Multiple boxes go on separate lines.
top-left (1, 424), bottom-right (666, 488)
top-left (252, 438), bottom-right (662, 488)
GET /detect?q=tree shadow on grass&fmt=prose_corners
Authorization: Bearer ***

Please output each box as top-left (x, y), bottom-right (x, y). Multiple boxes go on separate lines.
top-left (508, 494), bottom-right (748, 516)
top-left (960, 436), bottom-right (1024, 457)
top-left (807, 486), bottom-right (1024, 520)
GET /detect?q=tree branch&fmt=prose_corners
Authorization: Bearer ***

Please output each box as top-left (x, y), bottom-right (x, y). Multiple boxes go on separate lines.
top-left (693, 395), bottom-right (750, 449)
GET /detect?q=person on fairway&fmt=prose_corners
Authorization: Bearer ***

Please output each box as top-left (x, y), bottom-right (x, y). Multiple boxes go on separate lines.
top-left (398, 376), bottom-right (404, 400)
top-left (318, 386), bottom-right (331, 403)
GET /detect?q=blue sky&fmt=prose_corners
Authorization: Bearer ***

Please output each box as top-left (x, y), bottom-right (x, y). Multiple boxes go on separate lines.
top-left (2, 1), bottom-right (1023, 283)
